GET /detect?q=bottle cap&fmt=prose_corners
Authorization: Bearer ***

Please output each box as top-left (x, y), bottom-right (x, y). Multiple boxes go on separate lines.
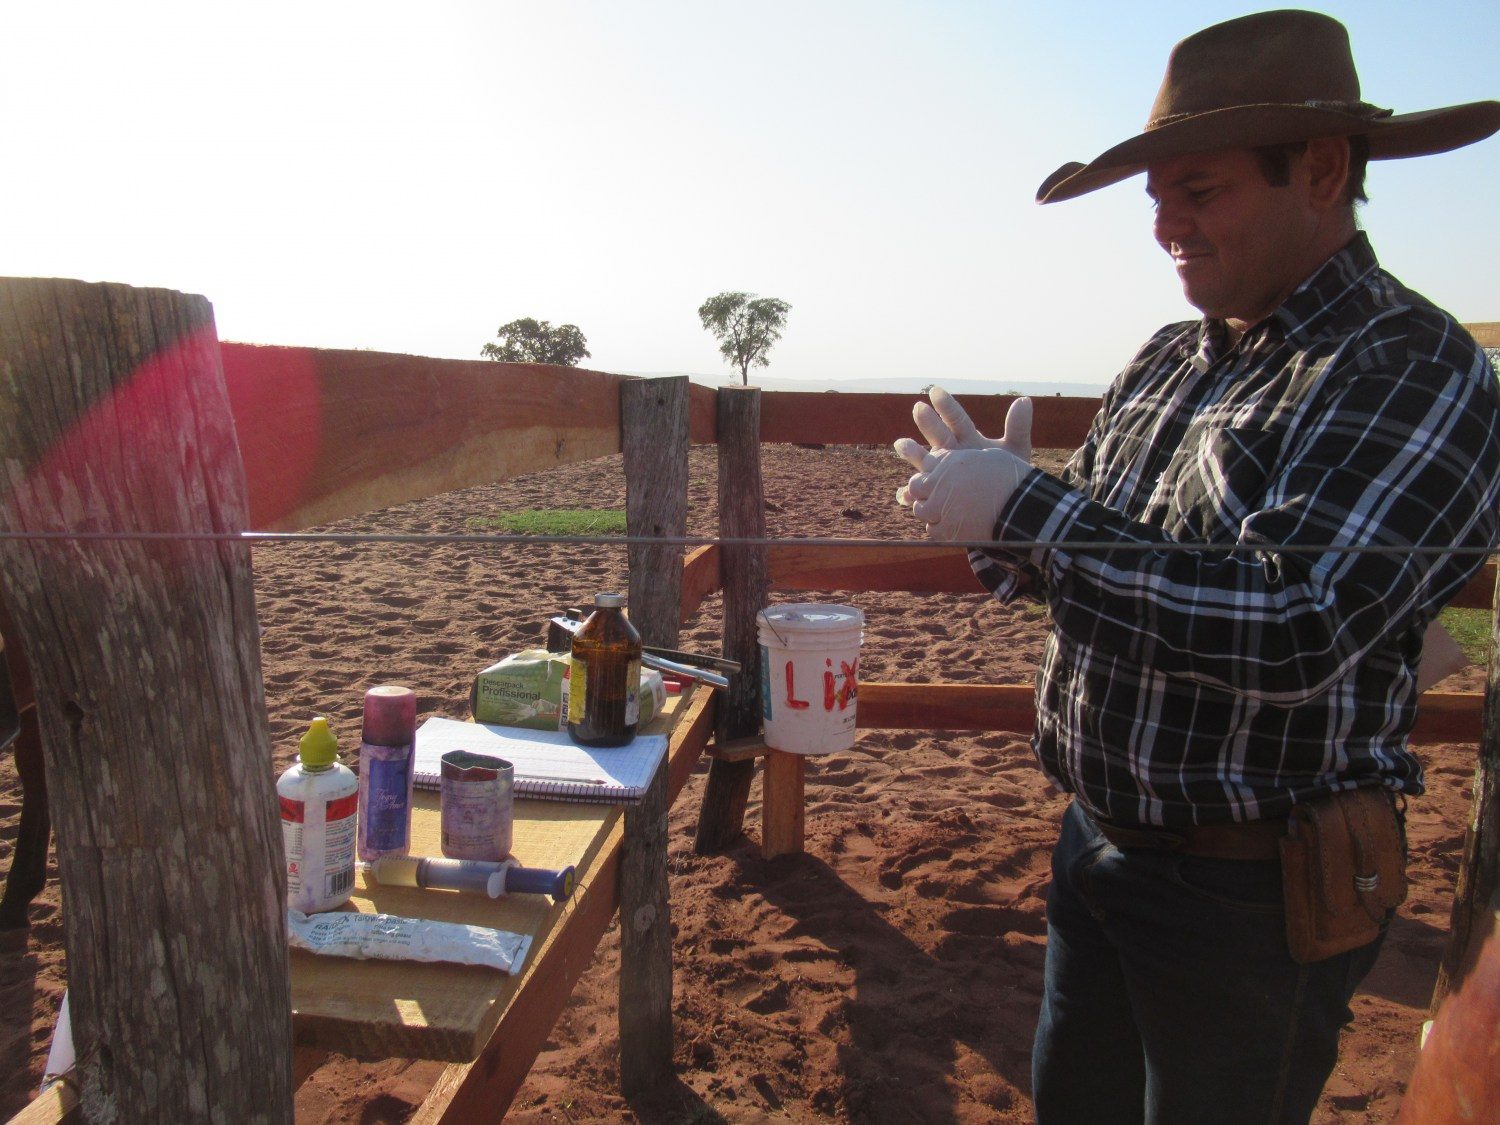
top-left (299, 717), bottom-right (338, 767)
top-left (594, 592), bottom-right (626, 608)
top-left (363, 685), bottom-right (417, 746)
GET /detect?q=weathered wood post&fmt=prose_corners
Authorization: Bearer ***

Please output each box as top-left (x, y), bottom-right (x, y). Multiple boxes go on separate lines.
top-left (694, 387), bottom-right (768, 853)
top-left (0, 279), bottom-right (293, 1119)
top-left (619, 375), bottom-right (689, 1096)
top-left (1432, 567), bottom-right (1500, 1007)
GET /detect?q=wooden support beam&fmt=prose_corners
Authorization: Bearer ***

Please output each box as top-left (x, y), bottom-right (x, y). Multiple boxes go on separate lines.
top-left (1401, 909), bottom-right (1500, 1122)
top-left (761, 751), bottom-right (806, 860)
top-left (1433, 568), bottom-right (1500, 1012)
top-left (695, 388), bottom-right (768, 854)
top-left (0, 278), bottom-right (293, 1120)
top-left (623, 376), bottom-right (689, 651)
top-left (618, 376), bottom-right (690, 1096)
top-left (708, 735), bottom-right (772, 763)
top-left (9, 1080), bottom-right (79, 1125)
top-left (411, 687), bottom-right (714, 1124)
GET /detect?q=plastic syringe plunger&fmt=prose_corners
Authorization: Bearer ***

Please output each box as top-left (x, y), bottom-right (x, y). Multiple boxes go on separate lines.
top-left (368, 856), bottom-right (575, 901)
top-left (502, 863), bottom-right (576, 900)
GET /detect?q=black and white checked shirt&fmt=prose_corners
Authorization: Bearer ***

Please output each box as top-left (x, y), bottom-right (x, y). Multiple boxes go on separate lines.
top-left (972, 233), bottom-right (1500, 827)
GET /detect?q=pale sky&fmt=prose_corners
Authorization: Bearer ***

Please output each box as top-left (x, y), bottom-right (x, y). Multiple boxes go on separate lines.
top-left (3, 2), bottom-right (1496, 389)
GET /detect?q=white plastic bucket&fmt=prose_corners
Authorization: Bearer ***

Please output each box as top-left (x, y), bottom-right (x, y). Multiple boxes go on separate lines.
top-left (757, 603), bottom-right (865, 755)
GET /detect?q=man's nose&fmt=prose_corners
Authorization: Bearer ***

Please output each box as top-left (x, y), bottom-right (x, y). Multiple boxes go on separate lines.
top-left (1153, 201), bottom-right (1191, 247)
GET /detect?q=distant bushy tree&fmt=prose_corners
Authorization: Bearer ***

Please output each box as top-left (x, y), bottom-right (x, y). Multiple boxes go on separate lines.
top-left (697, 292), bottom-right (791, 385)
top-left (481, 318), bottom-right (590, 366)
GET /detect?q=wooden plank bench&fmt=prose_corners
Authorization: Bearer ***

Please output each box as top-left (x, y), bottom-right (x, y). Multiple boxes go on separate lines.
top-left (292, 685), bottom-right (714, 1118)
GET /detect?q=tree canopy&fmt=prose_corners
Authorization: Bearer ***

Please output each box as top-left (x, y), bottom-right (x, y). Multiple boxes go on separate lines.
top-left (697, 292), bottom-right (791, 384)
top-left (481, 318), bottom-right (590, 366)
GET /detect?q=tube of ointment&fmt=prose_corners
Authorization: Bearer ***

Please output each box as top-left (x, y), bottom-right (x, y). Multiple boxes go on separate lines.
top-left (366, 856), bottom-right (575, 901)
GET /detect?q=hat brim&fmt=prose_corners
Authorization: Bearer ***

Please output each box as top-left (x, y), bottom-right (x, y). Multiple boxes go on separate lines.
top-left (1037, 100), bottom-right (1500, 203)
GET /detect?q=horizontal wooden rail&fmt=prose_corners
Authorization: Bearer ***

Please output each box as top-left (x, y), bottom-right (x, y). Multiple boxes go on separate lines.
top-left (770, 544), bottom-right (980, 594)
top-left (765, 548), bottom-right (1495, 610)
top-left (855, 682), bottom-right (1483, 745)
top-left (680, 544), bottom-right (721, 624)
top-left (857, 682), bottom-right (1036, 733)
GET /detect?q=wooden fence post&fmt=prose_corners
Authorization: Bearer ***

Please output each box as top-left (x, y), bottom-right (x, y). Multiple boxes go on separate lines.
top-left (0, 278), bottom-right (293, 1120)
top-left (694, 387), bottom-right (767, 853)
top-left (619, 376), bottom-right (688, 1096)
top-left (1432, 566), bottom-right (1500, 1009)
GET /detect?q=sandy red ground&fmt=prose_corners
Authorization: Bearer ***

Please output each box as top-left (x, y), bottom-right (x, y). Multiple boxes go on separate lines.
top-left (0, 444), bottom-right (1488, 1121)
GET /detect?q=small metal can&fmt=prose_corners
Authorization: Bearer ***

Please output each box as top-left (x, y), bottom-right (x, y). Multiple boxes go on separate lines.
top-left (439, 751), bottom-right (514, 861)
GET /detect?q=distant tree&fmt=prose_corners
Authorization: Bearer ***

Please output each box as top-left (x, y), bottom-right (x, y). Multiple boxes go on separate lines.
top-left (697, 292), bottom-right (791, 385)
top-left (481, 318), bottom-right (590, 366)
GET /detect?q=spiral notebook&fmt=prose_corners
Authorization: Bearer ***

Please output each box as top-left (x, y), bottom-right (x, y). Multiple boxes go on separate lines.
top-left (412, 717), bottom-right (668, 805)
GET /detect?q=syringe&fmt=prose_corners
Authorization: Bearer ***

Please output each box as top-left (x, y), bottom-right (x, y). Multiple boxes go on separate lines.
top-left (363, 856), bottom-right (575, 901)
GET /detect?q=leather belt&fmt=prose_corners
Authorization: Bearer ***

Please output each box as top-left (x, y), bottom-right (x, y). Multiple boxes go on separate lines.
top-left (1091, 813), bottom-right (1287, 861)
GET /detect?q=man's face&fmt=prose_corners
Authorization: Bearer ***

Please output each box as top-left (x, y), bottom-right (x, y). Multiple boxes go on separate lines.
top-left (1145, 148), bottom-right (1324, 331)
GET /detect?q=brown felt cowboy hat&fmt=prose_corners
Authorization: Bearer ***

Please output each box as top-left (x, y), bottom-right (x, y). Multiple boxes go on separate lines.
top-left (1037, 9), bottom-right (1500, 204)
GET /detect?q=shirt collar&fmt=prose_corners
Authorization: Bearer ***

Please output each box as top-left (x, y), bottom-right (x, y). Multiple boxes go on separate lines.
top-left (1270, 231), bottom-right (1380, 345)
top-left (1188, 232), bottom-right (1380, 369)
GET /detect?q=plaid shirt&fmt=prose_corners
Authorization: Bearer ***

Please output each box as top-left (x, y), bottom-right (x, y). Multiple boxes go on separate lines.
top-left (972, 233), bottom-right (1500, 827)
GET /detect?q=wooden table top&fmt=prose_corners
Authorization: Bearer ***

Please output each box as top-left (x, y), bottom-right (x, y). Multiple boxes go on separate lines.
top-left (289, 690), bottom-right (707, 1062)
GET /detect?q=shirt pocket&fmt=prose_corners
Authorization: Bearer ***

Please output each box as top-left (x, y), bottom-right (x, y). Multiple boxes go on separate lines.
top-left (1168, 426), bottom-right (1283, 540)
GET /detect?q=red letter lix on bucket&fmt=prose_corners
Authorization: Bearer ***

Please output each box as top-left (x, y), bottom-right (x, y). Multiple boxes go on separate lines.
top-left (756, 603), bottom-right (865, 755)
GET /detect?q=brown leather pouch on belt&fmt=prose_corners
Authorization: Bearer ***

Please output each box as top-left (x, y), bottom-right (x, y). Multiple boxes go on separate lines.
top-left (1280, 788), bottom-right (1407, 964)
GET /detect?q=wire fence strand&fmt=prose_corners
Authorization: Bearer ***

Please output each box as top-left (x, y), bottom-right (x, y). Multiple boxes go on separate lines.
top-left (0, 529), bottom-right (1494, 557)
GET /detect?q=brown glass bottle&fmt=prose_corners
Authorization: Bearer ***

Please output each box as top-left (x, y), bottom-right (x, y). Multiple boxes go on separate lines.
top-left (567, 593), bottom-right (643, 747)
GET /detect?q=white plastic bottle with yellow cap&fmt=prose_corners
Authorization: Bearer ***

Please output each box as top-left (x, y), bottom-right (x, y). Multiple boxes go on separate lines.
top-left (278, 717), bottom-right (359, 913)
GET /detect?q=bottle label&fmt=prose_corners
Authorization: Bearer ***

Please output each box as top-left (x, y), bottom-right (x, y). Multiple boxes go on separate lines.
top-left (625, 658), bottom-right (641, 725)
top-left (282, 791), bottom-right (357, 909)
top-left (360, 748), bottom-right (413, 855)
top-left (567, 657), bottom-right (587, 723)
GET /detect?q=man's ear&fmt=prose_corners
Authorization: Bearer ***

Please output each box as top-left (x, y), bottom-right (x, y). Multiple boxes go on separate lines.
top-left (1303, 135), bottom-right (1352, 212)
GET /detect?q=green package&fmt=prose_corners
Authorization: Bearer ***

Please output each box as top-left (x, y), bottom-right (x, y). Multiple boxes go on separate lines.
top-left (471, 649), bottom-right (662, 730)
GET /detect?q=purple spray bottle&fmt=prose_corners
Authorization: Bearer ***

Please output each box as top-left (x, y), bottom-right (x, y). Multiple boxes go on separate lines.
top-left (357, 684), bottom-right (418, 861)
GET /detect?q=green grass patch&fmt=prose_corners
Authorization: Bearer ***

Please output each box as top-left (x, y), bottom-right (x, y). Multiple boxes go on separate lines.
top-left (1439, 606), bottom-right (1492, 666)
top-left (466, 508), bottom-right (627, 536)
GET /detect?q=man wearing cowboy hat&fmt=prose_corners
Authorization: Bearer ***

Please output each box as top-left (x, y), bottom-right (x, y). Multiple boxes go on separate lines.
top-left (897, 9), bottom-right (1500, 1122)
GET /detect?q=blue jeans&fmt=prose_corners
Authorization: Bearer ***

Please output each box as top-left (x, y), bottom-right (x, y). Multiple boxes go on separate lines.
top-left (1033, 802), bottom-right (1387, 1125)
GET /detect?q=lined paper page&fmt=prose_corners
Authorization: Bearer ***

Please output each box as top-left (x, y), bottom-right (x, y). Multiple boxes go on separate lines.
top-left (413, 717), bottom-right (668, 804)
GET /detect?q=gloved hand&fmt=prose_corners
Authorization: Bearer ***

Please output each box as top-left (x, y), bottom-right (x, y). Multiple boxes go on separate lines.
top-left (895, 387), bottom-right (1032, 461)
top-left (895, 391), bottom-right (1033, 506)
top-left (898, 446), bottom-right (1031, 543)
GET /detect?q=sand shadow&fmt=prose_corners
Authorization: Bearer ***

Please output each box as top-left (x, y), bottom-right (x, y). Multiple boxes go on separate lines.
top-left (725, 845), bottom-right (1037, 1121)
top-left (626, 1076), bottom-right (727, 1123)
top-left (1359, 911), bottom-right (1450, 1011)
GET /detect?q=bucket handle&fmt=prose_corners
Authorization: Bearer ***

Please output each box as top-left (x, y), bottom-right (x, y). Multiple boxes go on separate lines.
top-left (761, 612), bottom-right (790, 649)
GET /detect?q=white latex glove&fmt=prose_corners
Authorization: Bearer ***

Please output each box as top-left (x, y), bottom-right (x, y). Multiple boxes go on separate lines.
top-left (900, 446), bottom-right (1031, 543)
top-left (895, 392), bottom-right (1032, 505)
top-left (921, 386), bottom-right (1033, 457)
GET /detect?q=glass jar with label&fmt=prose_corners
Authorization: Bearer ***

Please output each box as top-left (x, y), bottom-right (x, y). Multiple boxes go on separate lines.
top-left (567, 592), bottom-right (643, 747)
